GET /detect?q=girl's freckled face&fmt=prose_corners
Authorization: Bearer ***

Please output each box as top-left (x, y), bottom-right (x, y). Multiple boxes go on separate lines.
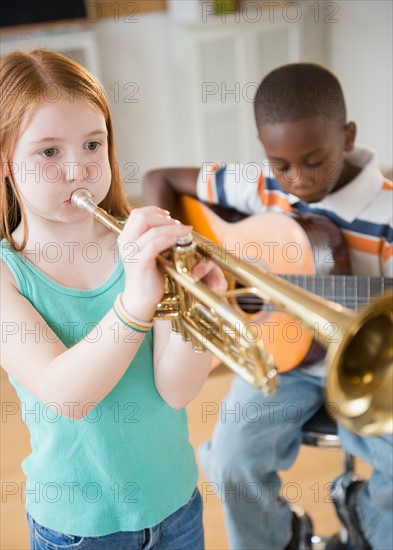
top-left (11, 97), bottom-right (111, 222)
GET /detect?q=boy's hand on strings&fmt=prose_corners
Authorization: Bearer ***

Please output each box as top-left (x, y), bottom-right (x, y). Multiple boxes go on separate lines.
top-left (192, 258), bottom-right (228, 295)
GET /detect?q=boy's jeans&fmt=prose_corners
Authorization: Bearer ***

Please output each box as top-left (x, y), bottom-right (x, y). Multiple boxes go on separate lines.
top-left (27, 487), bottom-right (203, 550)
top-left (199, 371), bottom-right (393, 550)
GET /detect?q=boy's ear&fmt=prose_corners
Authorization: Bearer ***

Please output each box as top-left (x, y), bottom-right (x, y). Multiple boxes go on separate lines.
top-left (344, 121), bottom-right (356, 152)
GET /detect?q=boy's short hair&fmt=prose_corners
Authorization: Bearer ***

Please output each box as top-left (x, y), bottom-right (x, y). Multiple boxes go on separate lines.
top-left (254, 63), bottom-right (346, 128)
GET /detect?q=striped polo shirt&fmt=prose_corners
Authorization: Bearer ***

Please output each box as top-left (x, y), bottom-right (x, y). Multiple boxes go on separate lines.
top-left (197, 146), bottom-right (392, 278)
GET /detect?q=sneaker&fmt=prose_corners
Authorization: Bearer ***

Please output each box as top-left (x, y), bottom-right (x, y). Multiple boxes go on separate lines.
top-left (330, 473), bottom-right (371, 550)
top-left (285, 505), bottom-right (314, 550)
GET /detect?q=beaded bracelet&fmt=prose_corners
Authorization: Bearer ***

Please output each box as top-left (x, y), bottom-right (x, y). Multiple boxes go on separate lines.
top-left (113, 294), bottom-right (153, 333)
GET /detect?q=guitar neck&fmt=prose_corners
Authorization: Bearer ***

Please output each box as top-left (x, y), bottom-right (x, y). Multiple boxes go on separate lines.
top-left (175, 196), bottom-right (391, 311)
top-left (282, 275), bottom-right (393, 309)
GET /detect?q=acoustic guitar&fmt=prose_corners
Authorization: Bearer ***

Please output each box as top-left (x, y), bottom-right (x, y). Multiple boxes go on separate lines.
top-left (175, 195), bottom-right (392, 372)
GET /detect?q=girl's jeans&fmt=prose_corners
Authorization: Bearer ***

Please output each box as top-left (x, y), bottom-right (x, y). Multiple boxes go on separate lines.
top-left (199, 370), bottom-right (393, 550)
top-left (27, 487), bottom-right (203, 550)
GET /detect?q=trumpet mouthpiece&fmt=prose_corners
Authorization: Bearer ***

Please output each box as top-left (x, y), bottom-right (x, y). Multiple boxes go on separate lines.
top-left (70, 188), bottom-right (93, 210)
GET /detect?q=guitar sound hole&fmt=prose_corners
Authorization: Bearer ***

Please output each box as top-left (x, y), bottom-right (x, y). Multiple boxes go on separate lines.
top-left (234, 282), bottom-right (265, 314)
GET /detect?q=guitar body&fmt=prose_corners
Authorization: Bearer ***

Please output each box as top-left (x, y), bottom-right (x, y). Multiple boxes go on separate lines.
top-left (175, 195), bottom-right (352, 372)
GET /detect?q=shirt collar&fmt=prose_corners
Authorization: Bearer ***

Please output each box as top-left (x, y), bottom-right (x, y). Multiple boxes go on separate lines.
top-left (306, 146), bottom-right (385, 222)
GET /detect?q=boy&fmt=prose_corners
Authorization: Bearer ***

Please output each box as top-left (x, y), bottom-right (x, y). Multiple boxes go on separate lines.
top-left (143, 64), bottom-right (392, 549)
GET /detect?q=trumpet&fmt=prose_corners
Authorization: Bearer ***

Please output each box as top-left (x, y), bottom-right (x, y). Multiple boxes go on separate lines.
top-left (71, 188), bottom-right (279, 396)
top-left (71, 188), bottom-right (393, 435)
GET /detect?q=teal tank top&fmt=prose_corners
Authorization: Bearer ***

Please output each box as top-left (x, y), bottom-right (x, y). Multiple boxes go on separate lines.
top-left (0, 240), bottom-right (197, 536)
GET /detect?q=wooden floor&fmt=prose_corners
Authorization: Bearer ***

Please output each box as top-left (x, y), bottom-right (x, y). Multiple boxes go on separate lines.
top-left (1, 367), bottom-right (371, 550)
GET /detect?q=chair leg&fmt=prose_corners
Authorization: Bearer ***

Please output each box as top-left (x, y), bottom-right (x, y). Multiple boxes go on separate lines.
top-left (323, 453), bottom-right (356, 549)
top-left (338, 453), bottom-right (356, 544)
top-left (344, 452), bottom-right (355, 474)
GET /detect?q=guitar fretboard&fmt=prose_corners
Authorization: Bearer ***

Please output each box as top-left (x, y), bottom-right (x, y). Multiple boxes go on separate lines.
top-left (237, 276), bottom-right (393, 313)
top-left (282, 275), bottom-right (393, 309)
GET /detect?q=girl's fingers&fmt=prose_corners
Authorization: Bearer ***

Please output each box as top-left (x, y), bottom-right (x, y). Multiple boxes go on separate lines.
top-left (120, 207), bottom-right (226, 292)
top-left (118, 219), bottom-right (193, 265)
top-left (122, 206), bottom-right (180, 240)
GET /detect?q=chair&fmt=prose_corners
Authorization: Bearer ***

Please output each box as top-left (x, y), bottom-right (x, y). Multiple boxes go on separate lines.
top-left (301, 405), bottom-right (356, 549)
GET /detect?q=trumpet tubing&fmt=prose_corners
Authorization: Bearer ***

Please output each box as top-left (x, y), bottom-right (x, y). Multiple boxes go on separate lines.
top-left (71, 188), bottom-right (279, 395)
top-left (71, 188), bottom-right (393, 435)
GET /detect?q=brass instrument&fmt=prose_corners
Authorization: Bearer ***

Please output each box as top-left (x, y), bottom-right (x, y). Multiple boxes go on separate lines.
top-left (71, 188), bottom-right (393, 435)
top-left (71, 188), bottom-right (279, 397)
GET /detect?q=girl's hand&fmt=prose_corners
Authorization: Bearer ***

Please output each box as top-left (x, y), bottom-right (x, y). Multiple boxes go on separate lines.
top-left (152, 257), bottom-right (227, 409)
top-left (118, 206), bottom-right (192, 321)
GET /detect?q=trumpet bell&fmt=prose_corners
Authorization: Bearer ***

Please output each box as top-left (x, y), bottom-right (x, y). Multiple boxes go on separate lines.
top-left (327, 291), bottom-right (393, 435)
top-left (71, 188), bottom-right (393, 435)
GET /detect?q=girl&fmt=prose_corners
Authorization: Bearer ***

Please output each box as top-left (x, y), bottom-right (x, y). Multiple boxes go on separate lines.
top-left (0, 49), bottom-right (226, 549)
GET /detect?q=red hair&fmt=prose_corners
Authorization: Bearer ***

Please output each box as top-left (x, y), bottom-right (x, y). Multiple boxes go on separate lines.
top-left (0, 49), bottom-right (131, 250)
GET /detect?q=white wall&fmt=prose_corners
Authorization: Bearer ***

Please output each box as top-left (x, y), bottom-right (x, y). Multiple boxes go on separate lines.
top-left (91, 1), bottom-right (392, 197)
top-left (93, 12), bottom-right (179, 198)
top-left (326, 0), bottom-right (392, 173)
top-left (1, 1), bottom-right (392, 199)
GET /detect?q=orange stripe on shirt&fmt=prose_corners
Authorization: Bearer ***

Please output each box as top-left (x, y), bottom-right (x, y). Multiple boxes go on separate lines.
top-left (343, 231), bottom-right (382, 256)
top-left (257, 170), bottom-right (267, 205)
top-left (257, 174), bottom-right (292, 211)
top-left (206, 173), bottom-right (214, 202)
top-left (206, 163), bottom-right (220, 203)
top-left (381, 240), bottom-right (393, 262)
top-left (266, 192), bottom-right (292, 211)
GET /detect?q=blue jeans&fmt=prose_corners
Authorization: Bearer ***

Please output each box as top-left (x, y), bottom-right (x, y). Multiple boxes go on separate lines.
top-left (199, 371), bottom-right (393, 550)
top-left (27, 488), bottom-right (204, 550)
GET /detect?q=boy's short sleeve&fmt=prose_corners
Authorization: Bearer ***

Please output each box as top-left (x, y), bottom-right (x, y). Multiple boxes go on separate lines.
top-left (196, 162), bottom-right (268, 215)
